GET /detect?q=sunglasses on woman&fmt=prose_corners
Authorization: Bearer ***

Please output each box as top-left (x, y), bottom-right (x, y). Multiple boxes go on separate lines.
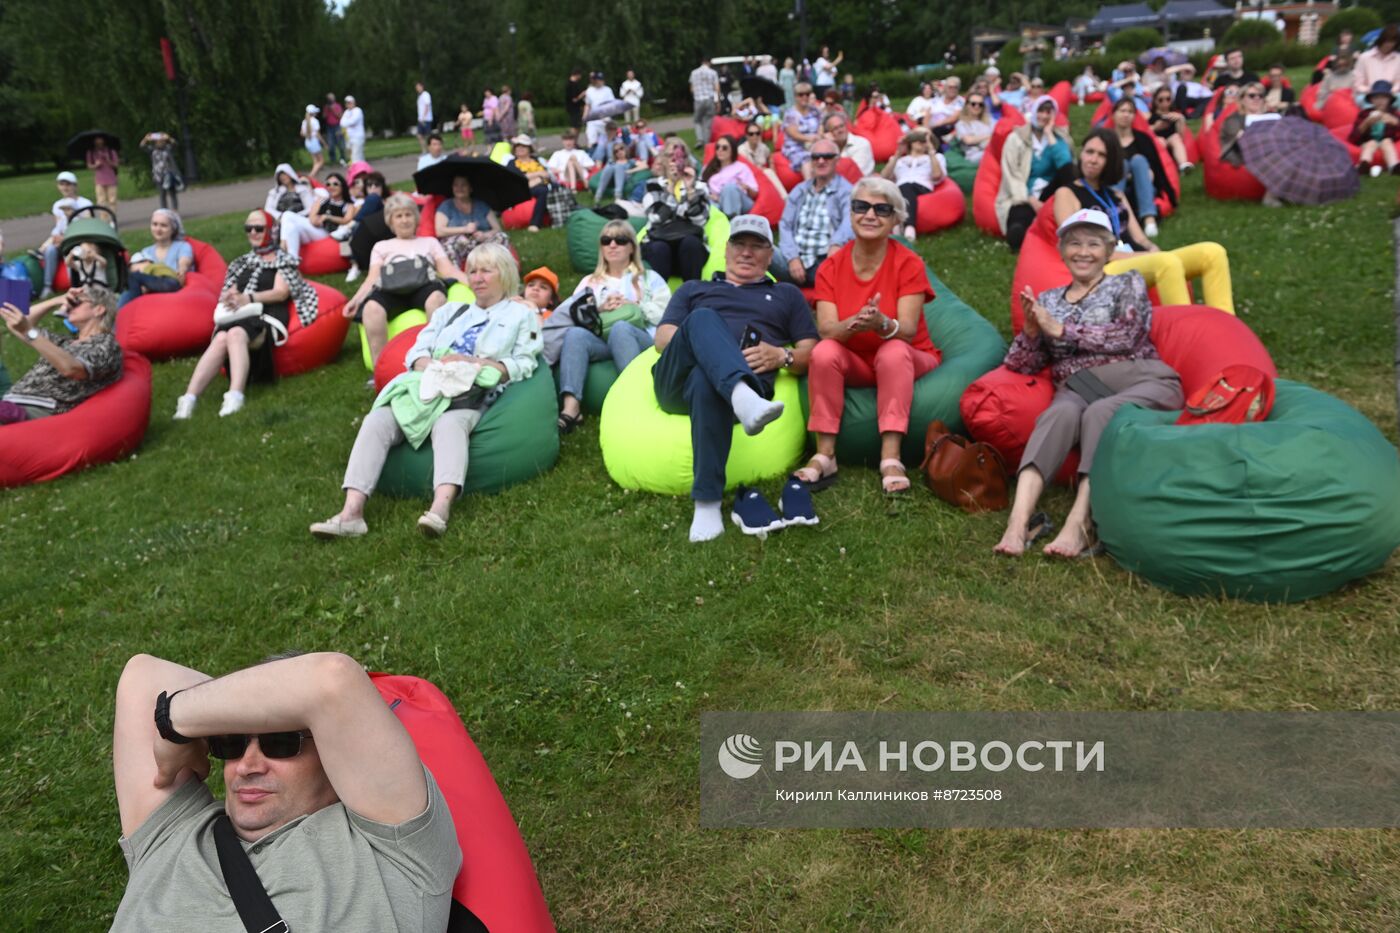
top-left (1243, 92), bottom-right (1262, 99)
top-left (599, 235), bottom-right (632, 246)
top-left (244, 224), bottom-right (266, 233)
top-left (850, 199), bottom-right (894, 217)
top-left (208, 731), bottom-right (310, 760)
top-left (967, 101), bottom-right (984, 108)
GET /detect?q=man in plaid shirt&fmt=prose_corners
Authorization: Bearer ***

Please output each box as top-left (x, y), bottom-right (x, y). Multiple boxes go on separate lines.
top-left (690, 57), bottom-right (720, 146)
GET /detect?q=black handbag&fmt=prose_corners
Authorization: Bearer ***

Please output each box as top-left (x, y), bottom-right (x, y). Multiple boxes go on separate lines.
top-left (380, 254), bottom-right (433, 294)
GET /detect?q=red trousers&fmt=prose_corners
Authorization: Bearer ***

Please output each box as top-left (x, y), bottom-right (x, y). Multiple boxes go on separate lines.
top-left (806, 338), bottom-right (938, 436)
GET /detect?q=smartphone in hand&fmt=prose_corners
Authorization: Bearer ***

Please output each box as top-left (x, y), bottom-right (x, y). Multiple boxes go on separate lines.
top-left (741, 325), bottom-right (762, 349)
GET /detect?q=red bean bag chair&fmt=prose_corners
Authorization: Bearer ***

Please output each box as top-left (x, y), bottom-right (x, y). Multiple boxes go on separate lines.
top-left (1300, 82), bottom-right (1326, 123)
top-left (370, 673), bottom-right (554, 933)
top-left (1180, 123), bottom-right (1201, 165)
top-left (853, 107), bottom-right (902, 163)
top-left (771, 150), bottom-right (803, 190)
top-left (836, 157), bottom-right (864, 184)
top-left (1086, 90), bottom-right (1106, 104)
top-left (1089, 98), bottom-right (1114, 127)
top-left (959, 305), bottom-right (1277, 482)
top-left (914, 179), bottom-right (967, 234)
top-left (1048, 81), bottom-right (1073, 115)
top-left (1200, 107), bottom-right (1267, 202)
top-left (1321, 88), bottom-right (1360, 131)
top-left (1329, 125), bottom-right (1363, 165)
top-left (0, 352), bottom-right (151, 487)
top-left (298, 236), bottom-right (351, 276)
top-left (501, 199), bottom-right (549, 229)
top-left (710, 115), bottom-right (751, 141)
top-left (971, 111), bottom-right (1024, 237)
top-left (273, 281), bottom-right (350, 377)
top-left (114, 238), bottom-right (227, 360)
top-left (373, 324), bottom-right (424, 392)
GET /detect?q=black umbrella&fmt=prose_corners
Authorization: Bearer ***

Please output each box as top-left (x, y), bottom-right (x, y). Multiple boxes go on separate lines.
top-left (740, 76), bottom-right (786, 106)
top-left (412, 155), bottom-right (531, 212)
top-left (65, 129), bottom-right (121, 161)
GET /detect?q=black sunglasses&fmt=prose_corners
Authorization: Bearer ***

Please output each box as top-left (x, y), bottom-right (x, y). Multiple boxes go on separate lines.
top-left (747, 130), bottom-right (761, 136)
top-left (209, 731), bottom-right (310, 760)
top-left (244, 224), bottom-right (266, 233)
top-left (1243, 92), bottom-right (1262, 99)
top-left (851, 199), bottom-right (895, 217)
top-left (810, 152), bottom-right (838, 161)
top-left (599, 235), bottom-right (632, 246)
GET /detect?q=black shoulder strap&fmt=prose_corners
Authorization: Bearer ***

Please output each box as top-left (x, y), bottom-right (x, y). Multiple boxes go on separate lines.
top-left (213, 813), bottom-right (289, 933)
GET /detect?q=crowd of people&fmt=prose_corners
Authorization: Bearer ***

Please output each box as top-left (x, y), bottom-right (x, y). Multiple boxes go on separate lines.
top-left (4, 35), bottom-right (1396, 551)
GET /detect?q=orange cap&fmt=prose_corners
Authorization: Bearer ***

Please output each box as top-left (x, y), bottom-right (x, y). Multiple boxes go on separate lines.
top-left (523, 266), bottom-right (559, 296)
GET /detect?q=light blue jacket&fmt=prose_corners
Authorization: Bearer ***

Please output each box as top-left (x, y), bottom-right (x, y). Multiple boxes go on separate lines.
top-left (401, 297), bottom-right (542, 385)
top-left (777, 175), bottom-right (854, 264)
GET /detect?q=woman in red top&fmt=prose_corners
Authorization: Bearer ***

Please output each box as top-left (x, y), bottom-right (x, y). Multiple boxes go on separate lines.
top-left (796, 176), bottom-right (938, 494)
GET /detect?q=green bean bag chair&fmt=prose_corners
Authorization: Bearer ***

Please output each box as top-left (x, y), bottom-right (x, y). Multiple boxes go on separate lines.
top-left (799, 269), bottom-right (1006, 466)
top-left (599, 347), bottom-right (806, 495)
top-left (358, 282), bottom-right (473, 369)
top-left (944, 148), bottom-right (978, 196)
top-left (376, 359), bottom-right (560, 497)
top-left (1092, 380), bottom-right (1400, 603)
top-left (552, 359), bottom-right (622, 416)
top-left (565, 210), bottom-right (647, 273)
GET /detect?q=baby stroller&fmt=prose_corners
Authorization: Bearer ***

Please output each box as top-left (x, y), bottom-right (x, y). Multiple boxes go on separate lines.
top-left (57, 205), bottom-right (129, 293)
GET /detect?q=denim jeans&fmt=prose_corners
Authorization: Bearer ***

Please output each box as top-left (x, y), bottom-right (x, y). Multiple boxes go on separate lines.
top-left (119, 271), bottom-right (183, 309)
top-left (593, 162), bottom-right (630, 200)
top-left (1116, 153), bottom-right (1158, 221)
top-left (652, 307), bottom-right (766, 500)
top-left (717, 182), bottom-right (754, 218)
top-left (324, 126), bottom-right (344, 163)
top-left (42, 243), bottom-right (59, 289)
top-left (557, 321), bottom-right (651, 400)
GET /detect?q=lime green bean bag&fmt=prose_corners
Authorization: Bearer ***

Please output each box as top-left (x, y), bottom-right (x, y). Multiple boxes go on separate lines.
top-left (944, 148), bottom-right (978, 196)
top-left (358, 282), bottom-right (474, 369)
top-left (1091, 380), bottom-right (1400, 603)
top-left (799, 269), bottom-right (1006, 465)
top-left (376, 360), bottom-right (560, 497)
top-left (566, 210), bottom-right (647, 273)
top-left (599, 347), bottom-right (806, 495)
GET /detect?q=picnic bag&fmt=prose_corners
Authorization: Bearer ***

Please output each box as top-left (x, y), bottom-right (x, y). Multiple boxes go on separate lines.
top-left (1174, 364), bottom-right (1275, 425)
top-left (919, 419), bottom-right (1009, 512)
top-left (546, 183), bottom-right (578, 227)
top-left (380, 254), bottom-right (433, 295)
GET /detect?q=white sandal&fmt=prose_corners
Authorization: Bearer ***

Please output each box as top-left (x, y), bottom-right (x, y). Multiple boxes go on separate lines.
top-left (879, 458), bottom-right (910, 495)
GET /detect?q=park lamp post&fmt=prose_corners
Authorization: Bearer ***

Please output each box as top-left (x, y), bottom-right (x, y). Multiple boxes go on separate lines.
top-left (508, 22), bottom-right (518, 99)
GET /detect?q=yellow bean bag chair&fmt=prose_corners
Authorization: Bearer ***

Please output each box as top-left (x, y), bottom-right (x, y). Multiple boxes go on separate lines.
top-left (359, 282), bottom-right (474, 369)
top-left (599, 347), bottom-right (806, 495)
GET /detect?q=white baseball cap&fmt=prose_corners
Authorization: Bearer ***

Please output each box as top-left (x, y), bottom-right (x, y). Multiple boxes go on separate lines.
top-left (306, 104), bottom-right (320, 114)
top-left (1056, 208), bottom-right (1114, 240)
top-left (56, 171), bottom-right (78, 184)
top-left (727, 214), bottom-right (773, 245)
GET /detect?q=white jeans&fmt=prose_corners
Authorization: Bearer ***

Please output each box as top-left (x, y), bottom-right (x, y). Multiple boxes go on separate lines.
top-left (347, 132), bottom-right (366, 163)
top-left (278, 212), bottom-right (329, 260)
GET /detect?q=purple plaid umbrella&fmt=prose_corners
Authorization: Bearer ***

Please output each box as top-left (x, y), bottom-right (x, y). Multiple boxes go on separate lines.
top-left (1237, 116), bottom-right (1359, 205)
top-left (1138, 47), bottom-right (1189, 67)
top-left (587, 98), bottom-right (633, 121)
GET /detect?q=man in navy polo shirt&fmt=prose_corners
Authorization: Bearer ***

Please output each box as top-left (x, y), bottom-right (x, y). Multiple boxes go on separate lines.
top-left (653, 215), bottom-right (819, 542)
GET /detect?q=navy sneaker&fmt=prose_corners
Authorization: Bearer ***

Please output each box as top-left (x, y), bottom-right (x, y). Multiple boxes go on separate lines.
top-left (779, 478), bottom-right (819, 527)
top-left (731, 486), bottom-right (786, 538)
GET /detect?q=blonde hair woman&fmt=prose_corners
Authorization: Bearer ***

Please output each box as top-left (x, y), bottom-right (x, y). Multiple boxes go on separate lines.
top-left (312, 243), bottom-right (541, 539)
top-left (555, 220), bottom-right (670, 432)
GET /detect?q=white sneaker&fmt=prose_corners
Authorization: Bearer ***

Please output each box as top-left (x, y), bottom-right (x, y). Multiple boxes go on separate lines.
top-left (331, 225), bottom-right (353, 241)
top-left (345, 264), bottom-right (361, 283)
top-left (218, 391), bottom-right (245, 417)
top-left (309, 516), bottom-right (368, 539)
top-left (1143, 217), bottom-right (1159, 239)
top-left (173, 394), bottom-right (197, 420)
top-left (1178, 161), bottom-right (1194, 174)
top-left (1371, 164), bottom-right (1384, 178)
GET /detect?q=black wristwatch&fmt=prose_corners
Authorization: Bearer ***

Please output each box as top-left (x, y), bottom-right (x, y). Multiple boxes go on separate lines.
top-left (154, 690), bottom-right (195, 744)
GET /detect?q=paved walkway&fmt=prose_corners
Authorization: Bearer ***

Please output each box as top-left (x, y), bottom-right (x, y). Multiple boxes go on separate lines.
top-left (3, 116), bottom-right (694, 250)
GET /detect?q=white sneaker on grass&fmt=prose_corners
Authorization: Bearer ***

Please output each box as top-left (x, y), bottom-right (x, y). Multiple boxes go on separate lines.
top-left (173, 394), bottom-right (197, 420)
top-left (218, 391), bottom-right (245, 417)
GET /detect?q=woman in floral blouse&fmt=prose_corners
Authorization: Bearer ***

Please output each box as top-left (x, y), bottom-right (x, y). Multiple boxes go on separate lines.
top-left (993, 208), bottom-right (1183, 559)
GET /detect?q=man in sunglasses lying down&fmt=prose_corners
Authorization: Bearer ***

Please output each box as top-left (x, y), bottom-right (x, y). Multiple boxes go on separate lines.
top-left (109, 652), bottom-right (462, 931)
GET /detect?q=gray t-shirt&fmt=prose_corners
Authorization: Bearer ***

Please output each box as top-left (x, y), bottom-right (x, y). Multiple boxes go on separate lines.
top-left (111, 768), bottom-right (461, 932)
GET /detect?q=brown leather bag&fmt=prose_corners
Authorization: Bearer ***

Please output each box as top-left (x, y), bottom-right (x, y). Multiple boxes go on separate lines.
top-left (919, 420), bottom-right (1010, 512)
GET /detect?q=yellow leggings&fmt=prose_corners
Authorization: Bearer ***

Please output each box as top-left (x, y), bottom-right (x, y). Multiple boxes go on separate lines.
top-left (1106, 241), bottom-right (1234, 316)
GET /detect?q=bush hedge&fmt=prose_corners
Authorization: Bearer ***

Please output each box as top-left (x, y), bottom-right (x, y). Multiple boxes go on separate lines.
top-left (1320, 7), bottom-right (1384, 42)
top-left (1107, 28), bottom-right (1165, 56)
top-left (1222, 19), bottom-right (1286, 49)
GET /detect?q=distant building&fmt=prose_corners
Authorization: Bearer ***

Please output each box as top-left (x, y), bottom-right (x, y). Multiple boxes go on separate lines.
top-left (1234, 0), bottom-right (1341, 46)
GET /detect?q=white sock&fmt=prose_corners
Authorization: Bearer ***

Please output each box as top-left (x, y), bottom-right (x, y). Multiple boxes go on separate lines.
top-left (730, 383), bottom-right (784, 436)
top-left (689, 500), bottom-right (724, 542)
top-left (224, 390), bottom-right (245, 402)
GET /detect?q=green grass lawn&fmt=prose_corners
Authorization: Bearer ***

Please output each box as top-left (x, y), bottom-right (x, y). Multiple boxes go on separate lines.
top-left (1, 103), bottom-right (1398, 930)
